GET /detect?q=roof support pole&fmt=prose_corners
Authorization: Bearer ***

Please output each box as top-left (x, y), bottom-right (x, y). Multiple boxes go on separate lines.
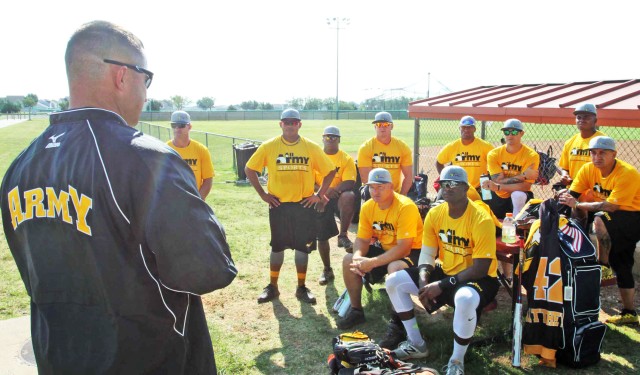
top-left (413, 117), bottom-right (420, 176)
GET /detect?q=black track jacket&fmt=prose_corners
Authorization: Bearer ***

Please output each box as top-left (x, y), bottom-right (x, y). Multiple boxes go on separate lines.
top-left (1, 108), bottom-right (237, 374)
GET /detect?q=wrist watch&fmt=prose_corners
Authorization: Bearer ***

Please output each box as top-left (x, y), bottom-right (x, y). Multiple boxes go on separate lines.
top-left (447, 276), bottom-right (457, 287)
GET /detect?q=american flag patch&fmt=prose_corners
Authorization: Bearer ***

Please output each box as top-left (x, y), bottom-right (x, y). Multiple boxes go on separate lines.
top-left (559, 224), bottom-right (583, 253)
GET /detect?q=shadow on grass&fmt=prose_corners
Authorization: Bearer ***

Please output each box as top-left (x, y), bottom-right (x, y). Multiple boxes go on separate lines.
top-left (254, 299), bottom-right (334, 374)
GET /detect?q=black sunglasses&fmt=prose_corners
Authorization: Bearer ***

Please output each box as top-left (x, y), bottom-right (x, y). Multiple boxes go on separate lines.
top-left (171, 123), bottom-right (188, 129)
top-left (103, 59), bottom-right (154, 88)
top-left (440, 181), bottom-right (464, 189)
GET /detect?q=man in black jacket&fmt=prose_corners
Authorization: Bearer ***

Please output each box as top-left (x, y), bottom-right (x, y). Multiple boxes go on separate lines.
top-left (1, 20), bottom-right (236, 374)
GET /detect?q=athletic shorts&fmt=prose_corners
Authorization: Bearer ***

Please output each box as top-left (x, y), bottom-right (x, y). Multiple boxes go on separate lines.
top-left (316, 197), bottom-right (339, 241)
top-left (406, 265), bottom-right (499, 316)
top-left (595, 210), bottom-right (640, 288)
top-left (363, 245), bottom-right (420, 285)
top-left (485, 190), bottom-right (534, 219)
top-left (269, 201), bottom-right (317, 253)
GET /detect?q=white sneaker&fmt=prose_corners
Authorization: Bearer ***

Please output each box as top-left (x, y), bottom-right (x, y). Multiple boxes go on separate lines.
top-left (443, 359), bottom-right (464, 375)
top-left (392, 340), bottom-right (429, 359)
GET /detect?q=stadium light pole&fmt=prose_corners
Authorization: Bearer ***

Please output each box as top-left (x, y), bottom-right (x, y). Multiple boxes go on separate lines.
top-left (327, 17), bottom-right (349, 120)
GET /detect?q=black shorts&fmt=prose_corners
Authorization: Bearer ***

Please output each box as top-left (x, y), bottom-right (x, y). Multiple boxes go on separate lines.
top-left (485, 190), bottom-right (534, 219)
top-left (406, 265), bottom-right (499, 316)
top-left (316, 197), bottom-right (340, 241)
top-left (364, 245), bottom-right (420, 284)
top-left (269, 202), bottom-right (317, 253)
top-left (596, 210), bottom-right (640, 288)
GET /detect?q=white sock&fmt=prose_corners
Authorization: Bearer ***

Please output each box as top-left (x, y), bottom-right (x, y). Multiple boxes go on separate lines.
top-left (450, 341), bottom-right (468, 363)
top-left (401, 317), bottom-right (424, 346)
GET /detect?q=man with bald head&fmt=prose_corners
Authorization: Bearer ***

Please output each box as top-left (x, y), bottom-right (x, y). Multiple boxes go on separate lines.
top-left (1, 21), bottom-right (236, 374)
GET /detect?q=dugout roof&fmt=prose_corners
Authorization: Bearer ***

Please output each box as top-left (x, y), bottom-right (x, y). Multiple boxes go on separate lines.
top-left (408, 79), bottom-right (640, 127)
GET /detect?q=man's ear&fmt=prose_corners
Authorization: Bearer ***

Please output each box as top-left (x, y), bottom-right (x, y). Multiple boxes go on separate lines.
top-left (114, 66), bottom-right (127, 91)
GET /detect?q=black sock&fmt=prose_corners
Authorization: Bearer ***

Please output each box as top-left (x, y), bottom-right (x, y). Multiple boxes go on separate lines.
top-left (621, 309), bottom-right (637, 316)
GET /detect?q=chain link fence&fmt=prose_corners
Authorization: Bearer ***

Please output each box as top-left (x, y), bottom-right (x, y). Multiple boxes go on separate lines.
top-left (414, 119), bottom-right (640, 200)
top-left (135, 122), bottom-right (261, 181)
top-left (138, 110), bottom-right (410, 122)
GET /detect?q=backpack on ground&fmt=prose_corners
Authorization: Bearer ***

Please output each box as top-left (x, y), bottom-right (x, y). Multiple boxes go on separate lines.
top-left (521, 199), bottom-right (606, 368)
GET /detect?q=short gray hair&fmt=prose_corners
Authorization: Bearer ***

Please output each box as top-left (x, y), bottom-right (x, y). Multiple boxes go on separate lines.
top-left (65, 20), bottom-right (145, 73)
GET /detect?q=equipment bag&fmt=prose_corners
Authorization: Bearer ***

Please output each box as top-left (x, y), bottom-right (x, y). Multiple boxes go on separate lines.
top-left (534, 145), bottom-right (557, 185)
top-left (521, 199), bottom-right (606, 368)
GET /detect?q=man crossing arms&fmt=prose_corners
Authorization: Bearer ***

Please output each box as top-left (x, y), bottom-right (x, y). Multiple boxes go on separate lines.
top-left (436, 115), bottom-right (494, 201)
top-left (357, 112), bottom-right (413, 195)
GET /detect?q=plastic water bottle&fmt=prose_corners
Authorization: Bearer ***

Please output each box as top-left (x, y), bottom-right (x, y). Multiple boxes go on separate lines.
top-left (502, 213), bottom-right (516, 244)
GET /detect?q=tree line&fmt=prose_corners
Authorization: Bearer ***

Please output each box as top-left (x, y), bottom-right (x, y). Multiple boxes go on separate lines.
top-left (2, 93), bottom-right (418, 114)
top-left (144, 95), bottom-right (418, 112)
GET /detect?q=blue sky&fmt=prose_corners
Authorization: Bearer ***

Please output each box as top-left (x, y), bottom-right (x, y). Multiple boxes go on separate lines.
top-left (2, 0), bottom-right (637, 106)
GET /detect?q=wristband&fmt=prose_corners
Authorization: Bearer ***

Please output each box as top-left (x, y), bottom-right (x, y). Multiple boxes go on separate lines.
top-left (438, 276), bottom-right (458, 291)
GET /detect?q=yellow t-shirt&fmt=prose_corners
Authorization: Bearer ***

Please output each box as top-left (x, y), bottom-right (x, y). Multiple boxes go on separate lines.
top-left (487, 144), bottom-right (540, 199)
top-left (245, 136), bottom-right (334, 202)
top-left (357, 192), bottom-right (423, 250)
top-left (558, 131), bottom-right (606, 178)
top-left (570, 159), bottom-right (640, 211)
top-left (314, 149), bottom-right (357, 188)
top-left (357, 137), bottom-right (413, 192)
top-left (166, 139), bottom-right (214, 190)
top-left (436, 138), bottom-right (495, 188)
top-left (423, 200), bottom-right (498, 277)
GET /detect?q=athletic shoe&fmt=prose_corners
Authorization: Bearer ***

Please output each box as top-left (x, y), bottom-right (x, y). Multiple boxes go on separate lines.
top-left (443, 359), bottom-right (464, 375)
top-left (606, 310), bottom-right (639, 325)
top-left (257, 284), bottom-right (279, 304)
top-left (295, 285), bottom-right (317, 305)
top-left (378, 318), bottom-right (406, 349)
top-left (336, 308), bottom-right (366, 329)
top-left (392, 340), bottom-right (429, 360)
top-left (319, 268), bottom-right (335, 286)
top-left (338, 236), bottom-right (353, 251)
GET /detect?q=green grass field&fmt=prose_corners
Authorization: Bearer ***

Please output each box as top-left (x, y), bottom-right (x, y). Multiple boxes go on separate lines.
top-left (1, 119), bottom-right (639, 374)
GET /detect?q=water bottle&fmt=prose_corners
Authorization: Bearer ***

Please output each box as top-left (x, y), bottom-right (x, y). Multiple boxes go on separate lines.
top-left (479, 173), bottom-right (492, 201)
top-left (502, 213), bottom-right (516, 244)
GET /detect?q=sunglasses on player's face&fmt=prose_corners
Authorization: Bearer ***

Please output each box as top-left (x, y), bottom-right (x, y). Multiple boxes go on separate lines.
top-left (374, 122), bottom-right (392, 128)
top-left (171, 123), bottom-right (188, 129)
top-left (323, 135), bottom-right (339, 141)
top-left (282, 119), bottom-right (301, 126)
top-left (502, 129), bottom-right (522, 136)
top-left (440, 180), bottom-right (464, 189)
